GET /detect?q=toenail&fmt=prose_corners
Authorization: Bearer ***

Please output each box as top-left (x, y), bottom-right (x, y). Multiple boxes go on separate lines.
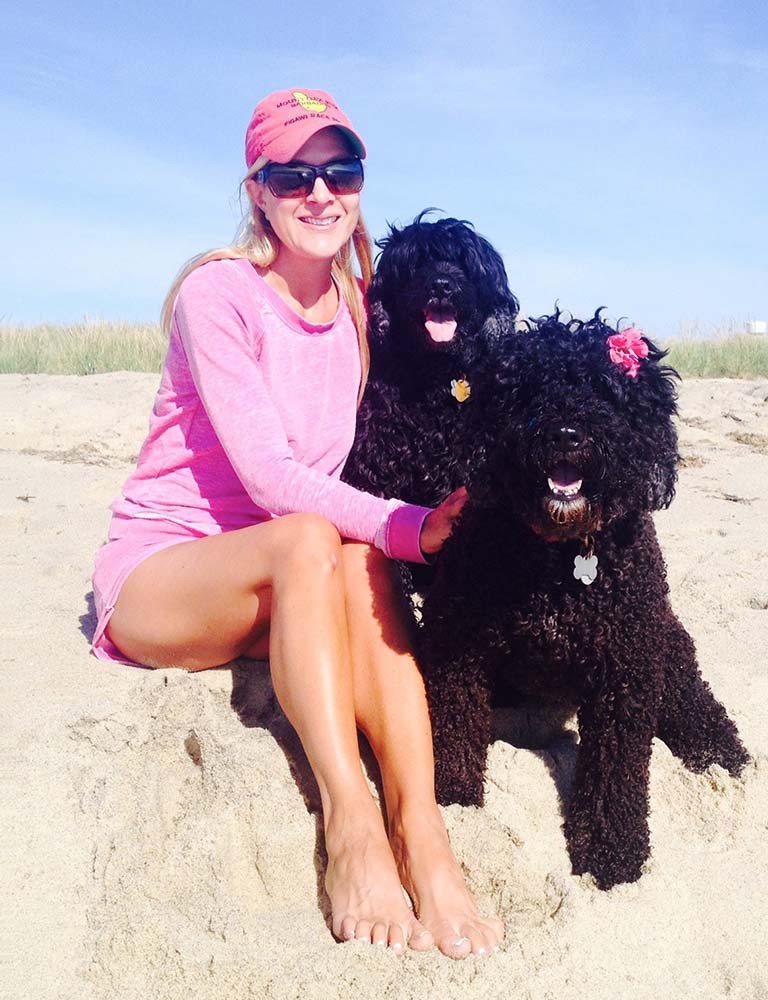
top-left (391, 942), bottom-right (403, 951)
top-left (452, 937), bottom-right (469, 948)
top-left (375, 940), bottom-right (386, 948)
top-left (476, 947), bottom-right (487, 955)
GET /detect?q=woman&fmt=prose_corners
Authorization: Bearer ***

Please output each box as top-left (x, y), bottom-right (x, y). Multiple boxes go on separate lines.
top-left (92, 88), bottom-right (504, 959)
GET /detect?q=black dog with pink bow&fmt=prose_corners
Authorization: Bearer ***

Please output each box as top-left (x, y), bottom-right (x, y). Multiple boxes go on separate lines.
top-left (418, 310), bottom-right (749, 889)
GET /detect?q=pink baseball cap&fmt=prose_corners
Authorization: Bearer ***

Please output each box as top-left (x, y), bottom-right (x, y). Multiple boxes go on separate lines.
top-left (245, 89), bottom-right (367, 170)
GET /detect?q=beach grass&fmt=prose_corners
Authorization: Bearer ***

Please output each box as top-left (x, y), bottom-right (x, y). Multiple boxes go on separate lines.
top-left (659, 319), bottom-right (768, 379)
top-left (0, 320), bottom-right (166, 376)
top-left (661, 335), bottom-right (768, 378)
top-left (1, 319), bottom-right (766, 378)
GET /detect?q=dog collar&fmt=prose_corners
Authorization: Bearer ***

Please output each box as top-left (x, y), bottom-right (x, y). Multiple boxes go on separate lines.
top-left (574, 535), bottom-right (598, 585)
top-left (450, 377), bottom-right (472, 403)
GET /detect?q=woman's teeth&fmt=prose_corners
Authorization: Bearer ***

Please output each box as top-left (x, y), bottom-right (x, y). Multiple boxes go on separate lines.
top-left (300, 216), bottom-right (339, 227)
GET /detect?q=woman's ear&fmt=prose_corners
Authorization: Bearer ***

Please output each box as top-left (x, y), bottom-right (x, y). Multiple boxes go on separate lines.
top-left (245, 177), bottom-right (268, 216)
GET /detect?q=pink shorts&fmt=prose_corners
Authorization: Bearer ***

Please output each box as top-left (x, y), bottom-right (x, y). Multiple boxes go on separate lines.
top-left (91, 514), bottom-right (212, 666)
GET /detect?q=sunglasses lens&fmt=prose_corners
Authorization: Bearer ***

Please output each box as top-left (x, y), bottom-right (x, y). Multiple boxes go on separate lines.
top-left (263, 160), bottom-right (364, 198)
top-left (323, 160), bottom-right (364, 195)
top-left (267, 167), bottom-right (314, 197)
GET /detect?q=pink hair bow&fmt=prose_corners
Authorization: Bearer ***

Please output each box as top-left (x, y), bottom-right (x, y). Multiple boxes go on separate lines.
top-left (606, 327), bottom-right (649, 378)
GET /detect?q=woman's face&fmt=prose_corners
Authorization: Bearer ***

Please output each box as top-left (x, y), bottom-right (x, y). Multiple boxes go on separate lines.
top-left (248, 127), bottom-right (361, 265)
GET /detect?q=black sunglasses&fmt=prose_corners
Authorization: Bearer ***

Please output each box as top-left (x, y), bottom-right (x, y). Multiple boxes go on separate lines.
top-left (255, 158), bottom-right (364, 198)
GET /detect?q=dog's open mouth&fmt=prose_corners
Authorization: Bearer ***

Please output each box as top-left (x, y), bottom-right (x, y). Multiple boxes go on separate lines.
top-left (546, 460), bottom-right (583, 500)
top-left (424, 305), bottom-right (457, 343)
top-left (540, 459), bottom-right (591, 532)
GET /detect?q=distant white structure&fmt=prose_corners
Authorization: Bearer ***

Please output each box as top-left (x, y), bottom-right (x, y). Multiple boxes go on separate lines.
top-left (746, 320), bottom-right (768, 335)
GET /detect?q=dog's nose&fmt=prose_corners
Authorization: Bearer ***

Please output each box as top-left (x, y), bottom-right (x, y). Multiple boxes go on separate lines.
top-left (546, 424), bottom-right (584, 451)
top-left (430, 276), bottom-right (453, 297)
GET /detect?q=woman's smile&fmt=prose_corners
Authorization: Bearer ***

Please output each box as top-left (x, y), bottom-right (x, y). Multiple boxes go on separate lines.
top-left (299, 214), bottom-right (342, 228)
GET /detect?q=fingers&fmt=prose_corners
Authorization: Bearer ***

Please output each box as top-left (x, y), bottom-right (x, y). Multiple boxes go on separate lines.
top-left (420, 486), bottom-right (469, 556)
top-left (440, 485), bottom-right (468, 512)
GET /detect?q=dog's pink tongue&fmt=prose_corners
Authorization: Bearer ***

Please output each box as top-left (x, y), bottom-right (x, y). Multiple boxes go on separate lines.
top-left (551, 461), bottom-right (580, 487)
top-left (425, 312), bottom-right (457, 342)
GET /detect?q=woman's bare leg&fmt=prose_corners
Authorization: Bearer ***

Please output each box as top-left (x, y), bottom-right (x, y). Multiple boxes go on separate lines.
top-left (340, 542), bottom-right (505, 959)
top-left (107, 515), bottom-right (431, 952)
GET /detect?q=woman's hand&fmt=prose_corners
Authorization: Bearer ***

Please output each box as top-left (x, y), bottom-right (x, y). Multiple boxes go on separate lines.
top-left (419, 487), bottom-right (468, 557)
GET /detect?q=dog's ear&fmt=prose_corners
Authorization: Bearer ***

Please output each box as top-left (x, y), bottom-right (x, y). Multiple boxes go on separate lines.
top-left (365, 269), bottom-right (391, 350)
top-left (632, 343), bottom-right (680, 510)
top-left (366, 221), bottom-right (409, 347)
top-left (480, 305), bottom-right (518, 346)
top-left (464, 232), bottom-right (519, 318)
top-left (603, 329), bottom-right (680, 511)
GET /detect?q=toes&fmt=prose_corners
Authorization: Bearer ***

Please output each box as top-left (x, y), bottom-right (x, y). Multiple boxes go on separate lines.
top-left (407, 922), bottom-right (434, 952)
top-left (482, 927), bottom-right (501, 955)
top-left (489, 916), bottom-right (505, 937)
top-left (430, 917), bottom-right (504, 959)
top-left (354, 919), bottom-right (373, 945)
top-left (335, 914), bottom-right (357, 942)
top-left (461, 924), bottom-right (489, 957)
top-left (437, 930), bottom-right (472, 960)
top-left (484, 916), bottom-right (505, 949)
top-left (334, 913), bottom-right (431, 953)
top-left (469, 917), bottom-right (505, 956)
top-left (371, 921), bottom-right (388, 948)
top-left (388, 924), bottom-right (406, 955)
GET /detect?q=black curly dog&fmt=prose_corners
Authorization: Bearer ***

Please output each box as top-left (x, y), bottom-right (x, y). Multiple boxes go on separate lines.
top-left (416, 312), bottom-right (749, 890)
top-left (343, 212), bottom-right (518, 594)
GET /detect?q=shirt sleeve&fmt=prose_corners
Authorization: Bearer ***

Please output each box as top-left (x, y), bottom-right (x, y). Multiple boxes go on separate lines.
top-left (173, 263), bottom-right (431, 563)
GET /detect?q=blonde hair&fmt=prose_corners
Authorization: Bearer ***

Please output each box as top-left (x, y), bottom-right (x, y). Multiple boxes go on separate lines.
top-left (160, 172), bottom-right (374, 403)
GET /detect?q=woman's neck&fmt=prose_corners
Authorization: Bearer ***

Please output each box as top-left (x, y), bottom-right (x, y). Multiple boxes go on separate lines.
top-left (260, 251), bottom-right (338, 324)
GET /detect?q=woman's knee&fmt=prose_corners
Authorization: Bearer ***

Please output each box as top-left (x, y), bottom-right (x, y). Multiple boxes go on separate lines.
top-left (270, 513), bottom-right (343, 577)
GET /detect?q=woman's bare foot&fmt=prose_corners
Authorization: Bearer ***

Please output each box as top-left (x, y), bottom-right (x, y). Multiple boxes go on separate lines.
top-left (389, 804), bottom-right (505, 959)
top-left (324, 800), bottom-right (435, 954)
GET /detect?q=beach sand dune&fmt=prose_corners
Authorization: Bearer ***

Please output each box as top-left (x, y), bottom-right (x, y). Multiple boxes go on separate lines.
top-left (1, 373), bottom-right (767, 1000)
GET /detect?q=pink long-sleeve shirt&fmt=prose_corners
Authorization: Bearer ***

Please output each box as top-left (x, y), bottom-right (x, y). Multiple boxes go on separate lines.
top-left (111, 257), bottom-right (431, 562)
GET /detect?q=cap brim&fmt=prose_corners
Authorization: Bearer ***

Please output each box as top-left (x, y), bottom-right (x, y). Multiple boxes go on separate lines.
top-left (264, 121), bottom-right (367, 165)
top-left (335, 126), bottom-right (366, 160)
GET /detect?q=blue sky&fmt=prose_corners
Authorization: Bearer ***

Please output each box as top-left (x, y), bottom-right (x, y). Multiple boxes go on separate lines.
top-left (2, 0), bottom-right (766, 336)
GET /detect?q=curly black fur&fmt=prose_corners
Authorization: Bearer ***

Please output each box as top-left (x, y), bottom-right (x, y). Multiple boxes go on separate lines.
top-left (417, 311), bottom-right (750, 890)
top-left (342, 212), bottom-right (518, 590)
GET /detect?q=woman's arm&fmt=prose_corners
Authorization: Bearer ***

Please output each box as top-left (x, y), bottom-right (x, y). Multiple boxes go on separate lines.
top-left (174, 263), bottom-right (431, 562)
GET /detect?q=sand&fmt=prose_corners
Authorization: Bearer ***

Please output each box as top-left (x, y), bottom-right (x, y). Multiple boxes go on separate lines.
top-left (1, 372), bottom-right (767, 1000)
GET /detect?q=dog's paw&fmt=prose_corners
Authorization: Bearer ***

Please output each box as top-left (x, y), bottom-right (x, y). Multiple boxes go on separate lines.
top-left (565, 807), bottom-right (649, 890)
top-left (434, 767), bottom-right (485, 808)
top-left (698, 741), bottom-right (751, 778)
top-left (570, 845), bottom-right (646, 890)
top-left (675, 731), bottom-right (751, 778)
